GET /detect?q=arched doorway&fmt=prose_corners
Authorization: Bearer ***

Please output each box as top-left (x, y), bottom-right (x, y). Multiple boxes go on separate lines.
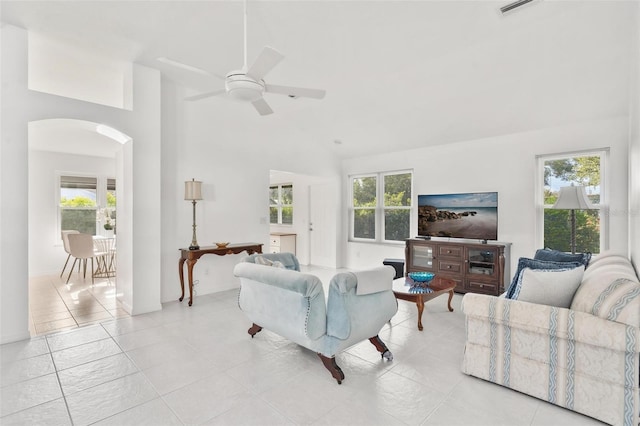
top-left (28, 119), bottom-right (131, 335)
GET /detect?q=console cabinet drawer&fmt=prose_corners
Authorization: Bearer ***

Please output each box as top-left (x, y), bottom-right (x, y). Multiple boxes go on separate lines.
top-left (438, 245), bottom-right (463, 258)
top-left (438, 260), bottom-right (462, 273)
top-left (467, 279), bottom-right (498, 294)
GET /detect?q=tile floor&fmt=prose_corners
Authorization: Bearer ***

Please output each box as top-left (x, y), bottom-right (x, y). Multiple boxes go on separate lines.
top-left (2, 266), bottom-right (604, 425)
top-left (28, 271), bottom-right (129, 336)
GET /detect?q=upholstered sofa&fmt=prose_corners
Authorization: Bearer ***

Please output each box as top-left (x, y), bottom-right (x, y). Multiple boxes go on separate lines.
top-left (233, 253), bottom-right (398, 383)
top-left (461, 251), bottom-right (640, 425)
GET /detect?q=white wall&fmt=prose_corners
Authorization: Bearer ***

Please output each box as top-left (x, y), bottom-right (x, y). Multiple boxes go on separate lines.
top-left (28, 32), bottom-right (132, 110)
top-left (28, 151), bottom-right (116, 275)
top-left (342, 116), bottom-right (631, 276)
top-left (1, 25), bottom-right (31, 343)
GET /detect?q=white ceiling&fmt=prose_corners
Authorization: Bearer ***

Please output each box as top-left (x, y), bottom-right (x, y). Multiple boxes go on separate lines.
top-left (2, 1), bottom-right (637, 159)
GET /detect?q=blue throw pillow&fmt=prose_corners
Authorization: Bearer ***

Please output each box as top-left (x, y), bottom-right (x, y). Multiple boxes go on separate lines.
top-left (533, 248), bottom-right (591, 267)
top-left (505, 257), bottom-right (584, 299)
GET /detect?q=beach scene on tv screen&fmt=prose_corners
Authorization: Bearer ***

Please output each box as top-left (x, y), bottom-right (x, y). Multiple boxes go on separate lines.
top-left (418, 192), bottom-right (498, 240)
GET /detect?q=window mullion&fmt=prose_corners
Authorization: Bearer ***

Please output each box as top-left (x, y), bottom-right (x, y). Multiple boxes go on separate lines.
top-left (378, 175), bottom-right (384, 242)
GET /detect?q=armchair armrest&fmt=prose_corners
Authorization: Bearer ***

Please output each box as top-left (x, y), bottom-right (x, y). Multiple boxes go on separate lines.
top-left (326, 267), bottom-right (397, 340)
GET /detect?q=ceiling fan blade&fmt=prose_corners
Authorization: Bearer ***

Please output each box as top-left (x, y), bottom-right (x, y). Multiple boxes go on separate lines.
top-left (246, 46), bottom-right (284, 81)
top-left (157, 57), bottom-right (226, 80)
top-left (251, 97), bottom-right (274, 116)
top-left (265, 84), bottom-right (326, 100)
top-left (184, 89), bottom-right (226, 101)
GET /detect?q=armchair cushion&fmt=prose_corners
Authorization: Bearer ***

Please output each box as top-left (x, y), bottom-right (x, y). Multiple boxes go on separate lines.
top-left (242, 252), bottom-right (300, 271)
top-left (254, 255), bottom-right (286, 269)
top-left (505, 257), bottom-right (583, 299)
top-left (509, 265), bottom-right (584, 308)
top-left (353, 266), bottom-right (395, 295)
top-left (326, 266), bottom-right (396, 340)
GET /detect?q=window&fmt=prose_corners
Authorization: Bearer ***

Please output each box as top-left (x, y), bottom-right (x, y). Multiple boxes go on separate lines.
top-left (60, 175), bottom-right (97, 235)
top-left (538, 150), bottom-right (607, 254)
top-left (270, 184), bottom-right (293, 225)
top-left (59, 175), bottom-right (117, 235)
top-left (106, 178), bottom-right (116, 208)
top-left (351, 171), bottom-right (412, 242)
top-left (103, 178), bottom-right (117, 231)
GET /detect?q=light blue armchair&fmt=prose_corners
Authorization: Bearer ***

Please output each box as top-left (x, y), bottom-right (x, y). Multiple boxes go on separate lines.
top-left (234, 253), bottom-right (398, 383)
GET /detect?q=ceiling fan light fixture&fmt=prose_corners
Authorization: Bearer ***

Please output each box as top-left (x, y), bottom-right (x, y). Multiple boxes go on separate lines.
top-left (225, 73), bottom-right (265, 102)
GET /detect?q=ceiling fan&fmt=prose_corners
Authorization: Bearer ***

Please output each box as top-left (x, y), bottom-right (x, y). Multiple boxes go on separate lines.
top-left (157, 0), bottom-right (326, 116)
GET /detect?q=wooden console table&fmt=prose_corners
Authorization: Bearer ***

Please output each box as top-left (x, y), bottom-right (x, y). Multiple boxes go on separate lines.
top-left (178, 242), bottom-right (263, 306)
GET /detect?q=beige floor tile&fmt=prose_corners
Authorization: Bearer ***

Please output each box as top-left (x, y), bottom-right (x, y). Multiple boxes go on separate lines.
top-left (31, 310), bottom-right (73, 323)
top-left (74, 311), bottom-right (113, 325)
top-left (35, 318), bottom-right (78, 335)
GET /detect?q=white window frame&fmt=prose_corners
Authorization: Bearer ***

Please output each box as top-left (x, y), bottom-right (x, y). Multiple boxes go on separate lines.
top-left (349, 170), bottom-right (413, 243)
top-left (270, 183), bottom-right (293, 225)
top-left (535, 149), bottom-right (609, 253)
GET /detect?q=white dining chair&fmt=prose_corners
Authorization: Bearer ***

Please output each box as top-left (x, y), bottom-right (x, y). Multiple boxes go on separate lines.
top-left (66, 233), bottom-right (99, 285)
top-left (60, 230), bottom-right (80, 278)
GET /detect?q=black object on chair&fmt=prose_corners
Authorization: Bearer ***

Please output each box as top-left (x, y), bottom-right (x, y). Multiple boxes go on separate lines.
top-left (383, 258), bottom-right (404, 279)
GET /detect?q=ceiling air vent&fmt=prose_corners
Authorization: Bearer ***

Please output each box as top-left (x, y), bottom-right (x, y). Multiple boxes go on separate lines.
top-left (500, 0), bottom-right (535, 14)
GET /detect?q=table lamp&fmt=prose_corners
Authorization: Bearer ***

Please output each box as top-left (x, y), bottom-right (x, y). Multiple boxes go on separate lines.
top-left (185, 179), bottom-right (203, 250)
top-left (552, 185), bottom-right (594, 254)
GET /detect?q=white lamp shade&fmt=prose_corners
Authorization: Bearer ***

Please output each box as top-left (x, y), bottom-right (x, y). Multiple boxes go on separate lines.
top-left (184, 180), bottom-right (203, 200)
top-left (552, 186), bottom-right (593, 210)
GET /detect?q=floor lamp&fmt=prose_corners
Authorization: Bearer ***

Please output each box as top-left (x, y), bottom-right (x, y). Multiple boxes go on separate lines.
top-left (552, 185), bottom-right (594, 254)
top-left (185, 179), bottom-right (203, 250)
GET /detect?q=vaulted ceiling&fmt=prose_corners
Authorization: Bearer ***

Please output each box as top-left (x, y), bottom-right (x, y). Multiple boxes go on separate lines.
top-left (3, 1), bottom-right (637, 158)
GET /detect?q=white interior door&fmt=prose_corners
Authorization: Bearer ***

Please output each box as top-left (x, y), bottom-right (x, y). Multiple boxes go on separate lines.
top-left (309, 183), bottom-right (337, 268)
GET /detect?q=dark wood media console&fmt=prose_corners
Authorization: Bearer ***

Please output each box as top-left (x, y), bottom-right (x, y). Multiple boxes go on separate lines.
top-left (405, 239), bottom-right (510, 296)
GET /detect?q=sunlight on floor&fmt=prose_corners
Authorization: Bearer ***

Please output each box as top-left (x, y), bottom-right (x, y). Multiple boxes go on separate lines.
top-left (28, 271), bottom-right (129, 336)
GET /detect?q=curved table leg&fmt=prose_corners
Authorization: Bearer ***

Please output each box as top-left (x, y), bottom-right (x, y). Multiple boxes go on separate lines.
top-left (447, 289), bottom-right (454, 312)
top-left (416, 295), bottom-right (424, 331)
top-left (178, 258), bottom-right (186, 302)
top-left (186, 259), bottom-right (197, 306)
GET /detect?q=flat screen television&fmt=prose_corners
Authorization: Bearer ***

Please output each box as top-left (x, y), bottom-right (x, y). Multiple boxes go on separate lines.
top-left (417, 192), bottom-right (498, 241)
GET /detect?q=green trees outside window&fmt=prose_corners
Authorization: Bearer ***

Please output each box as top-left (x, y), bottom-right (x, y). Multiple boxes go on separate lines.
top-left (384, 173), bottom-right (412, 241)
top-left (60, 175), bottom-right (97, 235)
top-left (60, 175), bottom-right (116, 236)
top-left (352, 171), bottom-right (412, 242)
top-left (542, 154), bottom-right (603, 254)
top-left (353, 176), bottom-right (376, 239)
